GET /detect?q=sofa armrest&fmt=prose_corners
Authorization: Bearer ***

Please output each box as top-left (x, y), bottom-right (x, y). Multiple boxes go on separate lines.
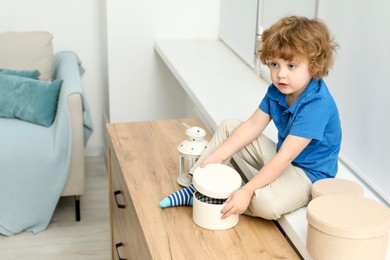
top-left (62, 93), bottom-right (85, 196)
top-left (52, 51), bottom-right (86, 196)
top-left (52, 51), bottom-right (85, 101)
top-left (52, 51), bottom-right (93, 146)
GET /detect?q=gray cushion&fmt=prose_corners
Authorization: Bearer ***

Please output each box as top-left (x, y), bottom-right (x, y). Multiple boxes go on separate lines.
top-left (0, 31), bottom-right (53, 81)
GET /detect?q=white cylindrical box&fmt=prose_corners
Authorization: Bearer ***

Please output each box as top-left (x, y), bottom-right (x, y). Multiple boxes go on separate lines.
top-left (311, 178), bottom-right (364, 199)
top-left (306, 194), bottom-right (390, 260)
top-left (192, 164), bottom-right (242, 230)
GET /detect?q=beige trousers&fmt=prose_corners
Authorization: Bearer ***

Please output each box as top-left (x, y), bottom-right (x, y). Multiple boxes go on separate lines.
top-left (190, 118), bottom-right (312, 220)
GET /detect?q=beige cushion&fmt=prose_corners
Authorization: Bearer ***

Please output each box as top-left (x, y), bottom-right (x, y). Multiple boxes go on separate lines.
top-left (0, 31), bottom-right (53, 80)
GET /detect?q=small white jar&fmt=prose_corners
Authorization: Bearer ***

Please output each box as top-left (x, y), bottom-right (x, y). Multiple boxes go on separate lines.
top-left (192, 164), bottom-right (242, 230)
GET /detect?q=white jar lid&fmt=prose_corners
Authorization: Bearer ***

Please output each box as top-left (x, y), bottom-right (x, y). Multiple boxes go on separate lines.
top-left (192, 164), bottom-right (241, 199)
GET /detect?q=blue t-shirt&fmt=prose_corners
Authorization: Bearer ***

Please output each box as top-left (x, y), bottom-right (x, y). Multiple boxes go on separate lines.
top-left (259, 79), bottom-right (342, 182)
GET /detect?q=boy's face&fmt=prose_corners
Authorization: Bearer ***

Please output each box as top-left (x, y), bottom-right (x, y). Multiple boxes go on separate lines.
top-left (268, 57), bottom-right (312, 103)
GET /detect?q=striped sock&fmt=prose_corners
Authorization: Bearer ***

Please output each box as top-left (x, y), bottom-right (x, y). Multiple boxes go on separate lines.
top-left (159, 184), bottom-right (195, 208)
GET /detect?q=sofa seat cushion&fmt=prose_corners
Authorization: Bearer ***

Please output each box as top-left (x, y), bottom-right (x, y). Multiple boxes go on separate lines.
top-left (0, 117), bottom-right (66, 235)
top-left (0, 31), bottom-right (53, 81)
top-left (0, 118), bottom-right (54, 156)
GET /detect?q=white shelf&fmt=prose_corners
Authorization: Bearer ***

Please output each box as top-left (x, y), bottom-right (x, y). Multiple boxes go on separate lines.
top-left (155, 39), bottom-right (390, 260)
top-left (155, 40), bottom-right (266, 128)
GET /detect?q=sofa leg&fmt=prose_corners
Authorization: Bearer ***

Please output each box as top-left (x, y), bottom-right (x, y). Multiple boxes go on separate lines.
top-left (74, 195), bottom-right (81, 221)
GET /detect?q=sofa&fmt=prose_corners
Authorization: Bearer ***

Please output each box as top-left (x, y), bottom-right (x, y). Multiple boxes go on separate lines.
top-left (0, 31), bottom-right (93, 235)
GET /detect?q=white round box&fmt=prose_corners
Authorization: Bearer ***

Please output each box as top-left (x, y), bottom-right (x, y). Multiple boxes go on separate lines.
top-left (311, 178), bottom-right (364, 199)
top-left (192, 164), bottom-right (242, 230)
top-left (306, 194), bottom-right (390, 259)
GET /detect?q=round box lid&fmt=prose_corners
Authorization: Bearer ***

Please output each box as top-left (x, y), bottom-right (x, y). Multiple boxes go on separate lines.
top-left (307, 194), bottom-right (390, 239)
top-left (311, 178), bottom-right (364, 198)
top-left (192, 164), bottom-right (241, 199)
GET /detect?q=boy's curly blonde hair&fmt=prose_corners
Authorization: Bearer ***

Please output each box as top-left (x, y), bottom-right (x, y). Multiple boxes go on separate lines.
top-left (257, 16), bottom-right (338, 79)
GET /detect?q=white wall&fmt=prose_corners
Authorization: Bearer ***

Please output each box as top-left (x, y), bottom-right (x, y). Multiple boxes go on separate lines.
top-left (0, 0), bottom-right (106, 156)
top-left (317, 0), bottom-right (390, 204)
top-left (155, 0), bottom-right (220, 40)
top-left (104, 0), bottom-right (220, 123)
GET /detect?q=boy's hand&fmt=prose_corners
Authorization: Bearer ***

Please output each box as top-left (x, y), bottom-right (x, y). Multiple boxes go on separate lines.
top-left (200, 154), bottom-right (223, 168)
top-left (220, 187), bottom-right (253, 219)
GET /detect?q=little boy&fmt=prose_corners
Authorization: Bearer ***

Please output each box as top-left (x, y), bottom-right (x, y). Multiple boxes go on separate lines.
top-left (163, 16), bottom-right (342, 221)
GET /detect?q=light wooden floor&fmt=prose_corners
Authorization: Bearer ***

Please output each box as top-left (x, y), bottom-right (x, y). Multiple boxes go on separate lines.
top-left (0, 156), bottom-right (111, 260)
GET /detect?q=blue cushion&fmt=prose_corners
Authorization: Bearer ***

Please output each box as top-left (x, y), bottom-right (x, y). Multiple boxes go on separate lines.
top-left (0, 74), bottom-right (62, 127)
top-left (0, 68), bottom-right (40, 79)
